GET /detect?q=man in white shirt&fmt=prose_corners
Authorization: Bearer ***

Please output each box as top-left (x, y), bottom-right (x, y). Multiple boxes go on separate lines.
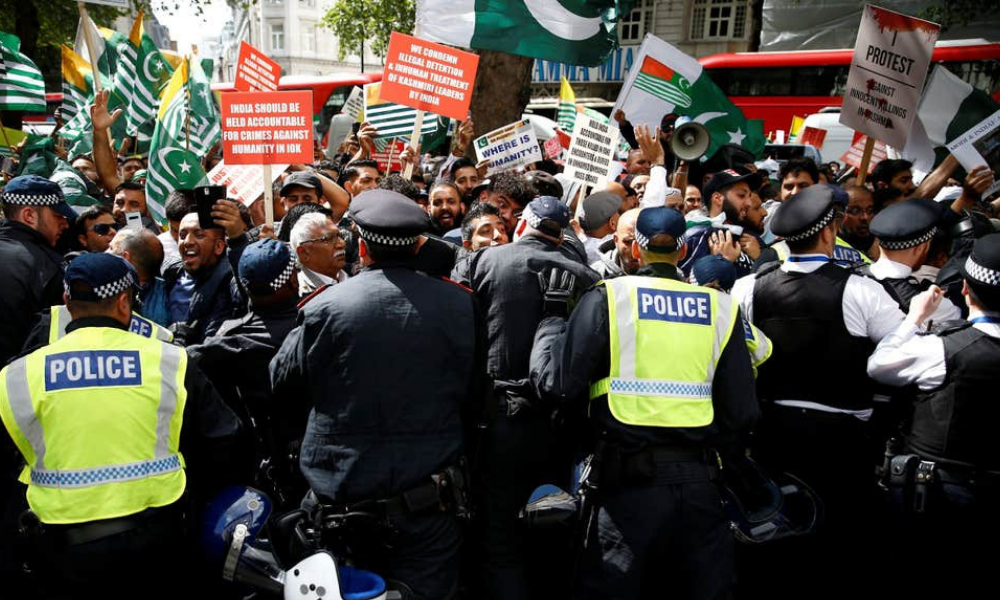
top-left (289, 212), bottom-right (350, 297)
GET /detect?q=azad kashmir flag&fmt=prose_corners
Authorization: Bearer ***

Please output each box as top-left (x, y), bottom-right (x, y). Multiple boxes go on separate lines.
top-left (417, 0), bottom-right (635, 66)
top-left (558, 77), bottom-right (577, 132)
top-left (75, 15), bottom-right (128, 81)
top-left (613, 34), bottom-right (765, 160)
top-left (115, 11), bottom-right (175, 140)
top-left (364, 82), bottom-right (438, 139)
top-left (61, 45), bottom-right (94, 124)
top-left (0, 32), bottom-right (46, 112)
top-left (902, 65), bottom-right (1000, 175)
top-left (146, 58), bottom-right (212, 224)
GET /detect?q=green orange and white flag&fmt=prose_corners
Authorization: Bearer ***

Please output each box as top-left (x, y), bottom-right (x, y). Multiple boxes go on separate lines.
top-left (788, 115), bottom-right (806, 143)
top-left (417, 0), bottom-right (635, 67)
top-left (146, 58), bottom-right (210, 224)
top-left (558, 77), bottom-right (577, 132)
top-left (0, 31), bottom-right (46, 112)
top-left (115, 11), bottom-right (174, 137)
top-left (61, 46), bottom-right (94, 124)
top-left (364, 82), bottom-right (438, 139)
top-left (75, 16), bottom-right (127, 81)
top-left (613, 34), bottom-right (765, 159)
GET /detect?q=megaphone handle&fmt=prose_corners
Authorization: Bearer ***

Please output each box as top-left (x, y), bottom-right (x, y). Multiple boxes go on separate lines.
top-left (672, 160), bottom-right (688, 191)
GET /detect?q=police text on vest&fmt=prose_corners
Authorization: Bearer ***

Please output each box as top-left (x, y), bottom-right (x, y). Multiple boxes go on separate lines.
top-left (45, 351), bottom-right (142, 391)
top-left (637, 288), bottom-right (711, 325)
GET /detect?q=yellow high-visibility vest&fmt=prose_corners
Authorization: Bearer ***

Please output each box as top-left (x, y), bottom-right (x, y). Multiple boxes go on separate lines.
top-left (589, 276), bottom-right (738, 428)
top-left (0, 326), bottom-right (187, 524)
top-left (48, 305), bottom-right (174, 344)
top-left (771, 237), bottom-right (871, 267)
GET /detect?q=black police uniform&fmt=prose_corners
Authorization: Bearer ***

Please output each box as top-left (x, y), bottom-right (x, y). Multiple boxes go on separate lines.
top-left (531, 255), bottom-right (758, 600)
top-left (270, 190), bottom-right (484, 600)
top-left (453, 200), bottom-right (599, 600)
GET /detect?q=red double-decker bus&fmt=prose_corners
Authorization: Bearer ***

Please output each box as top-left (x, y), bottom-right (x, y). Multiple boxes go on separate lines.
top-left (699, 39), bottom-right (1000, 135)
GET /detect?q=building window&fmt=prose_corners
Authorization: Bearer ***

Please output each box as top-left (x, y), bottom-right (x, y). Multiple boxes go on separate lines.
top-left (302, 22), bottom-right (316, 53)
top-left (300, 0), bottom-right (315, 6)
top-left (270, 23), bottom-right (284, 52)
top-left (619, 0), bottom-right (654, 43)
top-left (266, 0), bottom-right (283, 5)
top-left (690, 0), bottom-right (748, 41)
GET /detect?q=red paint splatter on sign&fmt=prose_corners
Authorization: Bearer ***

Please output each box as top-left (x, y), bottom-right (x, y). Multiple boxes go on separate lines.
top-left (871, 6), bottom-right (939, 37)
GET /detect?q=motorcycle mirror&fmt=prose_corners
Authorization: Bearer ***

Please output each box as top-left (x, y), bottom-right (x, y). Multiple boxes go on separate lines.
top-left (519, 484), bottom-right (579, 527)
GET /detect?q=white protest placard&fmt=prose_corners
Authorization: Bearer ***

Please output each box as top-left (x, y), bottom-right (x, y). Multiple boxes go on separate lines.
top-left (946, 109), bottom-right (1000, 198)
top-left (206, 160), bottom-right (289, 207)
top-left (341, 86), bottom-right (364, 122)
top-left (839, 5), bottom-right (940, 150)
top-left (563, 113), bottom-right (620, 186)
top-left (473, 120), bottom-right (543, 175)
top-left (82, 0), bottom-right (130, 7)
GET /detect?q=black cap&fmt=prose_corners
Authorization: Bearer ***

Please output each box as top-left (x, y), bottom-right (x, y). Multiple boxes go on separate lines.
top-left (64, 253), bottom-right (139, 301)
top-left (771, 185), bottom-right (837, 242)
top-left (281, 172), bottom-right (322, 196)
top-left (579, 191), bottom-right (622, 231)
top-left (351, 189), bottom-right (431, 246)
top-left (961, 233), bottom-right (1000, 290)
top-left (703, 168), bottom-right (756, 200)
top-left (239, 239), bottom-right (296, 295)
top-left (870, 198), bottom-right (944, 250)
top-left (2, 174), bottom-right (78, 221)
top-left (692, 255), bottom-right (737, 290)
top-left (635, 207), bottom-right (686, 252)
top-left (524, 171), bottom-right (563, 198)
top-left (524, 195), bottom-right (570, 231)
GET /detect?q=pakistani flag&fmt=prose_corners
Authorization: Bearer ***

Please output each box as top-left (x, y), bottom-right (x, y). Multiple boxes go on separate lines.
top-left (364, 83), bottom-right (438, 139)
top-left (0, 32), bottom-right (46, 112)
top-left (558, 77), bottom-right (576, 131)
top-left (115, 11), bottom-right (174, 137)
top-left (146, 58), bottom-right (209, 224)
top-left (417, 0), bottom-right (634, 67)
top-left (613, 34), bottom-right (765, 160)
top-left (61, 45), bottom-right (94, 124)
top-left (902, 65), bottom-right (1000, 175)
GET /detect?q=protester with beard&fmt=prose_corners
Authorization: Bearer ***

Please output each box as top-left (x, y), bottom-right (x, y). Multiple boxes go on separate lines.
top-left (461, 202), bottom-right (509, 251)
top-left (840, 185), bottom-right (879, 259)
top-left (450, 157), bottom-right (483, 204)
top-left (159, 190), bottom-right (194, 269)
top-left (678, 169), bottom-right (755, 277)
top-left (163, 212), bottom-right (239, 345)
top-left (428, 182), bottom-right (464, 236)
top-left (290, 212), bottom-right (350, 297)
top-left (591, 208), bottom-right (641, 279)
top-left (112, 181), bottom-right (161, 235)
top-left (74, 205), bottom-right (118, 253)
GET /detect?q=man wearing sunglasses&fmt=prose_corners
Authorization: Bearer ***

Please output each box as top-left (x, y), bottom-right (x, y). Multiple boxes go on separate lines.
top-left (74, 206), bottom-right (118, 253)
top-left (289, 212), bottom-right (350, 297)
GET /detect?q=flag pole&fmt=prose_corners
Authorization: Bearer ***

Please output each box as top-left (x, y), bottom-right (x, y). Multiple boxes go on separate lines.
top-left (0, 116), bottom-right (15, 155)
top-left (387, 136), bottom-right (397, 172)
top-left (77, 1), bottom-right (103, 92)
top-left (857, 137), bottom-right (877, 185)
top-left (258, 11), bottom-right (274, 231)
top-left (403, 111), bottom-right (423, 180)
top-left (183, 57), bottom-right (192, 154)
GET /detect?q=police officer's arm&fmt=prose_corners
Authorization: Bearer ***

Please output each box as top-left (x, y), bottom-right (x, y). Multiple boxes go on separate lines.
top-left (867, 287), bottom-right (948, 390)
top-left (530, 287), bottom-right (610, 403)
top-left (711, 307), bottom-right (760, 446)
top-left (269, 317), bottom-right (313, 447)
top-left (181, 357), bottom-right (248, 495)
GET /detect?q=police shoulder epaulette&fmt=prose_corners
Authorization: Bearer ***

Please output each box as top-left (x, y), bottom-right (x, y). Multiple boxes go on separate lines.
top-left (852, 263), bottom-right (874, 278)
top-left (755, 260), bottom-right (782, 278)
top-left (438, 276), bottom-right (473, 293)
top-left (297, 284), bottom-right (331, 309)
top-left (919, 319), bottom-right (972, 337)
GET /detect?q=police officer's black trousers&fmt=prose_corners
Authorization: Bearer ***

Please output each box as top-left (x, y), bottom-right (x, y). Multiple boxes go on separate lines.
top-left (575, 460), bottom-right (733, 600)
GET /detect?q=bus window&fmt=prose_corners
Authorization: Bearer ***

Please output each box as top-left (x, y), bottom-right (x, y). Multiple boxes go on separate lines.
top-left (940, 60), bottom-right (1000, 94)
top-left (791, 66), bottom-right (848, 97)
top-left (713, 67), bottom-right (793, 96)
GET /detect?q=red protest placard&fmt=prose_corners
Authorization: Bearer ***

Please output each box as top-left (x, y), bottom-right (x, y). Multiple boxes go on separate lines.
top-left (221, 91), bottom-right (314, 165)
top-left (380, 32), bottom-right (479, 121)
top-left (841, 134), bottom-right (887, 169)
top-left (544, 136), bottom-right (563, 159)
top-left (371, 139), bottom-right (407, 173)
top-left (234, 41), bottom-right (281, 92)
top-left (800, 127), bottom-right (827, 149)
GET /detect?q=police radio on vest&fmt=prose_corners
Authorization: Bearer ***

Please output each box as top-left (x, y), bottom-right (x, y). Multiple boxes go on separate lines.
top-left (45, 350), bottom-right (143, 391)
top-left (638, 288), bottom-right (711, 325)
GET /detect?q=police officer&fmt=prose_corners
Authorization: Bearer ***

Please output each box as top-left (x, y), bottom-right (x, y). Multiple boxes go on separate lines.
top-left (867, 233), bottom-right (1000, 597)
top-left (530, 207), bottom-right (759, 599)
top-left (856, 198), bottom-right (960, 321)
top-left (730, 184), bottom-right (905, 597)
top-left (188, 239), bottom-right (301, 506)
top-left (270, 190), bottom-right (484, 600)
top-left (0, 175), bottom-right (77, 366)
top-left (22, 304), bottom-right (174, 351)
top-left (0, 253), bottom-right (242, 600)
top-left (453, 195), bottom-right (599, 600)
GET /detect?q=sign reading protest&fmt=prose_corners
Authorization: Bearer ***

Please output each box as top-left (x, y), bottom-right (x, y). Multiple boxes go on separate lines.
top-left (564, 113), bottom-right (620, 186)
top-left (341, 86), bottom-right (365, 121)
top-left (841, 133), bottom-right (887, 169)
top-left (379, 32), bottom-right (479, 121)
top-left (371, 139), bottom-right (407, 173)
top-left (839, 5), bottom-right (940, 149)
top-left (221, 91), bottom-right (314, 165)
top-left (474, 121), bottom-right (542, 175)
top-left (206, 160), bottom-right (289, 206)
top-left (234, 41), bottom-right (281, 92)
top-left (946, 109), bottom-right (1000, 199)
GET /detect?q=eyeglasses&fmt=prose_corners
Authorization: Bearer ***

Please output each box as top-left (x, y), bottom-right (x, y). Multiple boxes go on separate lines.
top-left (300, 230), bottom-right (350, 245)
top-left (91, 223), bottom-right (118, 236)
top-left (846, 207), bottom-right (876, 217)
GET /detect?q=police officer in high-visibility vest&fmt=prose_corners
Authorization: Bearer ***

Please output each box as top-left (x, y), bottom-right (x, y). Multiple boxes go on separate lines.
top-left (730, 185), bottom-right (905, 598)
top-left (867, 233), bottom-right (1000, 598)
top-left (19, 304), bottom-right (174, 352)
top-left (530, 207), bottom-right (760, 600)
top-left (0, 253), bottom-right (242, 600)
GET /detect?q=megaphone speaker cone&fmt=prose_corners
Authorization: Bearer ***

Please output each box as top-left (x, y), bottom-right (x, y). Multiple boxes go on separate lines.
top-left (671, 121), bottom-right (710, 162)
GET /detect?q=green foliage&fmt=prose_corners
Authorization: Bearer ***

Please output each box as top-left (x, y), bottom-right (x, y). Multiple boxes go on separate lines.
top-left (919, 0), bottom-right (1000, 30)
top-left (321, 0), bottom-right (415, 62)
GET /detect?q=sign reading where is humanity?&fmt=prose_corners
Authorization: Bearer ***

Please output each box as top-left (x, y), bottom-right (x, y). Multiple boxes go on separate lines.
top-left (564, 112), bottom-right (620, 186)
top-left (379, 32), bottom-right (479, 122)
top-left (207, 160), bottom-right (289, 206)
top-left (234, 41), bottom-right (281, 92)
top-left (839, 5), bottom-right (940, 150)
top-left (474, 120), bottom-right (543, 175)
top-left (220, 90), bottom-right (314, 165)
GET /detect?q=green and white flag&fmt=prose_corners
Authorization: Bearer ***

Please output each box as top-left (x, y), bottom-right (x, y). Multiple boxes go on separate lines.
top-left (417, 0), bottom-right (634, 67)
top-left (364, 82), bottom-right (438, 139)
top-left (186, 58), bottom-right (221, 158)
top-left (612, 34), bottom-right (765, 159)
top-left (75, 16), bottom-right (127, 80)
top-left (61, 45), bottom-right (94, 124)
top-left (558, 77), bottom-right (576, 131)
top-left (0, 31), bottom-right (46, 112)
top-left (146, 59), bottom-right (208, 224)
top-left (115, 12), bottom-right (174, 137)
top-left (51, 159), bottom-right (99, 209)
top-left (902, 65), bottom-right (1000, 174)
